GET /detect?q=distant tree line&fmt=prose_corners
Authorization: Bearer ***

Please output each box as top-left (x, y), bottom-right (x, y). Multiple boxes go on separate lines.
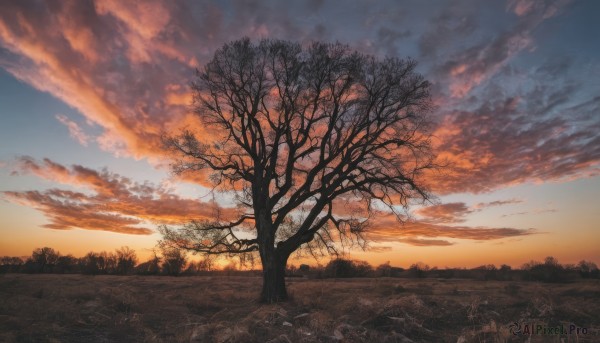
top-left (0, 246), bottom-right (189, 276)
top-left (1, 248), bottom-right (598, 282)
top-left (291, 256), bottom-right (598, 283)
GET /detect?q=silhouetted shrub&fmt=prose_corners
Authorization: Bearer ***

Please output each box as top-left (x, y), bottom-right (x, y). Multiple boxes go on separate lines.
top-left (161, 247), bottom-right (187, 276)
top-left (298, 264), bottom-right (310, 274)
top-left (286, 264), bottom-right (302, 277)
top-left (578, 260), bottom-right (599, 279)
top-left (0, 256), bottom-right (24, 273)
top-left (55, 255), bottom-right (78, 274)
top-left (115, 246), bottom-right (137, 275)
top-left (28, 247), bottom-right (60, 273)
top-left (473, 264), bottom-right (498, 280)
top-left (80, 252), bottom-right (101, 275)
top-left (436, 268), bottom-right (455, 279)
top-left (497, 264), bottom-right (512, 281)
top-left (196, 254), bottom-right (217, 272)
top-left (408, 262), bottom-right (430, 278)
top-left (324, 258), bottom-right (373, 278)
top-left (521, 256), bottom-right (576, 283)
top-left (325, 258), bottom-right (354, 278)
top-left (354, 260), bottom-right (373, 276)
top-left (80, 251), bottom-right (117, 275)
top-left (376, 262), bottom-right (393, 277)
top-left (136, 255), bottom-right (161, 275)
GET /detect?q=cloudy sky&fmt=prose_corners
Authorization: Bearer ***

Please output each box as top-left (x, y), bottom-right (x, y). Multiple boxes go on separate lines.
top-left (0, 0), bottom-right (598, 267)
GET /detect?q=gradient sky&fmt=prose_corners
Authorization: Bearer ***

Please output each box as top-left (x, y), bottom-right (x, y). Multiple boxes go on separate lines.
top-left (0, 0), bottom-right (599, 268)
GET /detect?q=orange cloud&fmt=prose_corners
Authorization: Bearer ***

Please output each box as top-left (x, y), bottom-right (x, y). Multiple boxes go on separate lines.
top-left (4, 157), bottom-right (243, 234)
top-left (398, 238), bottom-right (454, 247)
top-left (5, 157), bottom-right (540, 244)
top-left (366, 212), bottom-right (537, 245)
top-left (3, 190), bottom-right (153, 235)
top-left (474, 199), bottom-right (523, 208)
top-left (415, 199), bottom-right (524, 223)
top-left (416, 202), bottom-right (472, 223)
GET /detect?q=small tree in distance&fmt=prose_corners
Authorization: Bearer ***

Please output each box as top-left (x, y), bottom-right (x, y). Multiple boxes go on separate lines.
top-left (161, 247), bottom-right (187, 276)
top-left (115, 246), bottom-right (138, 275)
top-left (55, 255), bottom-right (78, 273)
top-left (409, 262), bottom-right (430, 278)
top-left (29, 247), bottom-right (60, 273)
top-left (578, 260), bottom-right (599, 278)
top-left (325, 258), bottom-right (373, 278)
top-left (136, 252), bottom-right (161, 275)
top-left (160, 38), bottom-right (436, 302)
top-left (196, 253), bottom-right (217, 272)
top-left (377, 261), bottom-right (393, 277)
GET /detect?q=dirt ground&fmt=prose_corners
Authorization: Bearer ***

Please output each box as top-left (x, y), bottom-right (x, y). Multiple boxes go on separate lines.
top-left (0, 274), bottom-right (598, 342)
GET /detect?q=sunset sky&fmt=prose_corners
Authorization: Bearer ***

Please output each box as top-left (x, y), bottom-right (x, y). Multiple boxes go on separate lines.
top-left (0, 0), bottom-right (598, 268)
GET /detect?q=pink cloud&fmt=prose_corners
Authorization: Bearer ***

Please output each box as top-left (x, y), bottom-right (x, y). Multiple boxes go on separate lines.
top-left (475, 199), bottom-right (523, 208)
top-left (438, 0), bottom-right (572, 99)
top-left (95, 0), bottom-right (171, 40)
top-left (427, 96), bottom-right (600, 194)
top-left (445, 33), bottom-right (532, 98)
top-left (56, 114), bottom-right (90, 146)
top-left (415, 199), bottom-right (525, 224)
top-left (507, 0), bottom-right (536, 16)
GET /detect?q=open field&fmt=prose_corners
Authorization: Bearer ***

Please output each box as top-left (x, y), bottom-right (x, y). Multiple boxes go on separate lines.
top-left (0, 274), bottom-right (598, 342)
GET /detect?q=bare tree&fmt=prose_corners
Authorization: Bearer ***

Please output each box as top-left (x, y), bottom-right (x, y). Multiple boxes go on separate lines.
top-left (29, 247), bottom-right (60, 273)
top-left (161, 38), bottom-right (435, 302)
top-left (161, 247), bottom-right (187, 276)
top-left (80, 251), bottom-right (117, 275)
top-left (135, 252), bottom-right (162, 275)
top-left (115, 246), bottom-right (138, 275)
top-left (195, 253), bottom-right (217, 272)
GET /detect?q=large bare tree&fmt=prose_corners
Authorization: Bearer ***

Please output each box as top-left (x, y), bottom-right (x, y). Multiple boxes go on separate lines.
top-left (161, 38), bottom-right (435, 303)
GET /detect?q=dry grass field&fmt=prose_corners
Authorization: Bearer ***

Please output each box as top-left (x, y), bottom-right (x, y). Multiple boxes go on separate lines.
top-left (0, 274), bottom-right (598, 342)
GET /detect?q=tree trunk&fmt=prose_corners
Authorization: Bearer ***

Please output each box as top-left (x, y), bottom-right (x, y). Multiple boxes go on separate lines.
top-left (260, 251), bottom-right (288, 303)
